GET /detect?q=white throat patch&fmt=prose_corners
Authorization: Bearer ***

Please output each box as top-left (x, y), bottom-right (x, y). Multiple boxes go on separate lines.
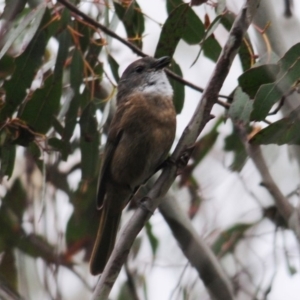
top-left (137, 71), bottom-right (173, 98)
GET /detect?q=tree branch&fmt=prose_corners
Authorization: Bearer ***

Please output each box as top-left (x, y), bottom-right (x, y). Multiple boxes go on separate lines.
top-left (159, 195), bottom-right (234, 300)
top-left (92, 1), bottom-right (260, 299)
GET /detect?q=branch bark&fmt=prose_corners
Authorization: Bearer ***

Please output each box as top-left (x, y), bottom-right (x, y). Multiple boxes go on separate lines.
top-left (159, 195), bottom-right (234, 300)
top-left (92, 1), bottom-right (260, 299)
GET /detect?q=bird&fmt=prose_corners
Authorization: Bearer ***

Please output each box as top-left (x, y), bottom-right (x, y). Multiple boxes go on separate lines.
top-left (89, 56), bottom-right (176, 275)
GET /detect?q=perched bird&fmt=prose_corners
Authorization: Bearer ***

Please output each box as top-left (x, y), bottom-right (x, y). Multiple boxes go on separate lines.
top-left (90, 56), bottom-right (176, 275)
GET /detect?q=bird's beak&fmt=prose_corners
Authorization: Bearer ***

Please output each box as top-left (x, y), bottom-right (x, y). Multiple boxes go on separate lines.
top-left (153, 56), bottom-right (171, 70)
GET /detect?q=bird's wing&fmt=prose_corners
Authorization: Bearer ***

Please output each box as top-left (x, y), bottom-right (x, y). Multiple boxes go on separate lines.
top-left (96, 115), bottom-right (123, 209)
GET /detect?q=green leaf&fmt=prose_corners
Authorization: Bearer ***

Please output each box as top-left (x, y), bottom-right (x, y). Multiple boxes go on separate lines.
top-left (155, 4), bottom-right (188, 58)
top-left (251, 52), bottom-right (300, 121)
top-left (80, 102), bottom-right (100, 180)
top-left (117, 282), bottom-right (133, 300)
top-left (76, 20), bottom-right (92, 53)
top-left (63, 49), bottom-right (84, 141)
top-left (85, 38), bottom-right (104, 67)
top-left (0, 3), bottom-right (46, 60)
top-left (190, 15), bottom-right (222, 66)
top-left (202, 35), bottom-right (222, 62)
top-left (0, 250), bottom-right (17, 291)
top-left (66, 178), bottom-right (98, 249)
top-left (145, 222), bottom-right (159, 257)
top-left (166, 0), bottom-right (205, 45)
top-left (54, 30), bottom-right (71, 81)
top-left (278, 42), bottom-right (300, 74)
top-left (2, 179), bottom-right (27, 220)
top-left (0, 55), bottom-right (15, 79)
top-left (0, 11), bottom-right (50, 120)
top-left (27, 142), bottom-right (43, 172)
top-left (167, 59), bottom-right (185, 113)
top-left (224, 127), bottom-right (247, 172)
top-left (48, 137), bottom-right (70, 161)
top-left (70, 48), bottom-right (84, 92)
top-left (238, 64), bottom-right (278, 98)
top-left (108, 54), bottom-right (120, 82)
top-left (52, 117), bottom-right (64, 137)
top-left (212, 223), bottom-right (254, 257)
top-left (229, 87), bottom-right (253, 124)
top-left (238, 36), bottom-right (255, 71)
top-left (193, 118), bottom-right (222, 165)
top-left (251, 82), bottom-right (283, 121)
top-left (20, 75), bottom-right (62, 134)
top-left (114, 1), bottom-right (145, 48)
top-left (250, 106), bottom-right (300, 145)
top-left (0, 144), bottom-right (16, 179)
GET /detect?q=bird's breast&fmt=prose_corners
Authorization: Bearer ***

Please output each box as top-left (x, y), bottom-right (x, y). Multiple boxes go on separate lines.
top-left (110, 92), bottom-right (176, 188)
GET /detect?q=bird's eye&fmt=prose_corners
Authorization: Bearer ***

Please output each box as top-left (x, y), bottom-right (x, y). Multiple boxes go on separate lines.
top-left (135, 66), bottom-right (144, 73)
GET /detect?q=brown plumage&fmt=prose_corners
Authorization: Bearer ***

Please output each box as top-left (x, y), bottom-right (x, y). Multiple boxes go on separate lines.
top-left (89, 56), bottom-right (176, 275)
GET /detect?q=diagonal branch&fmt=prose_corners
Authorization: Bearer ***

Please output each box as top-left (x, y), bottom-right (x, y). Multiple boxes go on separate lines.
top-left (92, 1), bottom-right (260, 299)
top-left (56, 0), bottom-right (231, 104)
top-left (159, 195), bottom-right (234, 300)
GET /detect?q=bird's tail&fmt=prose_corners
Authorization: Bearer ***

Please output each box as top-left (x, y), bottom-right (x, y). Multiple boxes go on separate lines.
top-left (89, 207), bottom-right (121, 275)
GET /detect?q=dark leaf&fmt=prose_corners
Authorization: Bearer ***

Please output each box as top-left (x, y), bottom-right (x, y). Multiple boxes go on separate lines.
top-left (238, 36), bottom-right (255, 71)
top-left (193, 118), bottom-right (222, 165)
top-left (52, 117), bottom-right (64, 137)
top-left (166, 0), bottom-right (205, 45)
top-left (66, 178), bottom-right (99, 257)
top-left (85, 38), bottom-right (104, 67)
top-left (76, 20), bottom-right (92, 53)
top-left (155, 4), bottom-right (188, 58)
top-left (251, 49), bottom-right (300, 121)
top-left (108, 54), bottom-right (120, 83)
top-left (167, 59), bottom-right (185, 113)
top-left (70, 48), bottom-right (84, 93)
top-left (27, 142), bottom-right (43, 172)
top-left (0, 250), bottom-right (17, 291)
top-left (54, 30), bottom-right (71, 81)
top-left (79, 102), bottom-right (100, 180)
top-left (48, 137), bottom-right (70, 161)
top-left (0, 55), bottom-right (15, 79)
top-left (228, 87), bottom-right (253, 125)
top-left (0, 144), bottom-right (16, 179)
top-left (224, 128), bottom-right (247, 172)
top-left (238, 64), bottom-right (278, 98)
top-left (114, 1), bottom-right (145, 48)
top-left (212, 223), bottom-right (254, 257)
top-left (0, 11), bottom-right (50, 120)
top-left (250, 105), bottom-right (300, 145)
top-left (0, 3), bottom-right (46, 59)
top-left (202, 35), bottom-right (222, 62)
top-left (63, 49), bottom-right (84, 141)
top-left (191, 0), bottom-right (207, 6)
top-left (20, 75), bottom-right (62, 134)
top-left (145, 222), bottom-right (159, 257)
top-left (278, 42), bottom-right (300, 74)
top-left (2, 179), bottom-right (27, 220)
top-left (263, 206), bottom-right (287, 229)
